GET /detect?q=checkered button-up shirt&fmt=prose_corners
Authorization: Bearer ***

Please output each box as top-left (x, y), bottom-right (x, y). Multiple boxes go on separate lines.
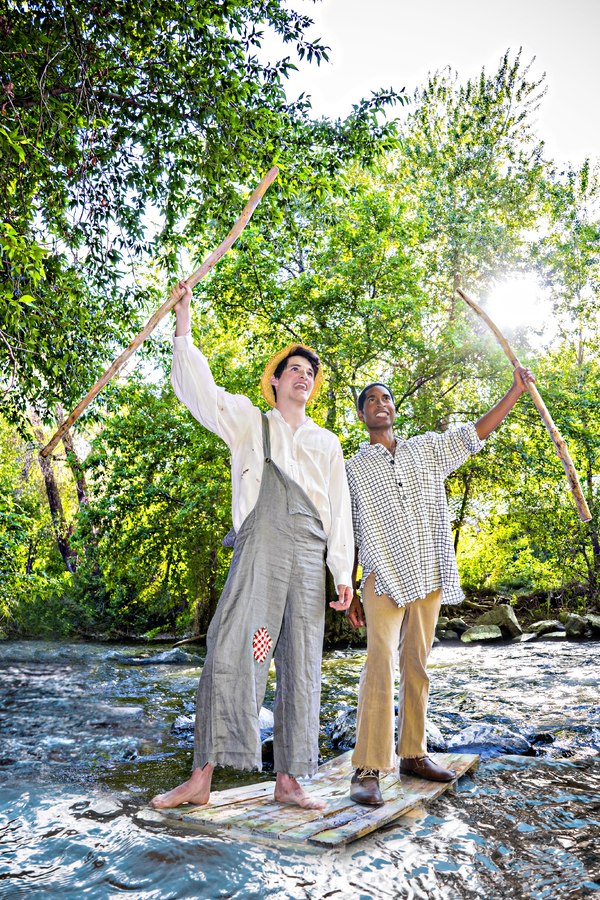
top-left (346, 423), bottom-right (485, 608)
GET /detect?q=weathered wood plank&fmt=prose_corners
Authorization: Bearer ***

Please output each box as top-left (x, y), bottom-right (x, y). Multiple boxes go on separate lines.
top-left (156, 751), bottom-right (479, 847)
top-left (305, 754), bottom-right (479, 846)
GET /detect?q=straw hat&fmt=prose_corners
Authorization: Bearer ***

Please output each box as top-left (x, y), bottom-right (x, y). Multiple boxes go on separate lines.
top-left (260, 343), bottom-right (324, 407)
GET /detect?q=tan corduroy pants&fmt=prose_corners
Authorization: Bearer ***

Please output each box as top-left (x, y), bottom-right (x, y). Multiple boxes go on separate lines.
top-left (351, 573), bottom-right (442, 771)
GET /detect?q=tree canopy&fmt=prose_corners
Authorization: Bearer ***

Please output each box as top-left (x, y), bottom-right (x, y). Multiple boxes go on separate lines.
top-left (1, 19), bottom-right (598, 639)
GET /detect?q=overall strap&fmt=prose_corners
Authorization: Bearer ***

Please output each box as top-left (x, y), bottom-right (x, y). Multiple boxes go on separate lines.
top-left (261, 412), bottom-right (272, 461)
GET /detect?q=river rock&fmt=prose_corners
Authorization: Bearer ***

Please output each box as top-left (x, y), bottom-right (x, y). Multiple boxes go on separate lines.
top-left (113, 648), bottom-right (196, 666)
top-left (447, 617), bottom-right (468, 635)
top-left (426, 720), bottom-right (448, 752)
top-left (565, 614), bottom-right (588, 639)
top-left (171, 706), bottom-right (275, 755)
top-left (584, 614), bottom-right (600, 634)
top-left (527, 620), bottom-right (564, 636)
top-left (330, 708), bottom-right (357, 751)
top-left (171, 714), bottom-right (195, 736)
top-left (448, 723), bottom-right (532, 757)
top-left (529, 731), bottom-right (555, 747)
top-left (329, 708), bottom-right (449, 753)
top-left (93, 703), bottom-right (144, 719)
top-left (461, 625), bottom-right (503, 643)
top-left (439, 629), bottom-right (460, 641)
top-left (475, 604), bottom-right (522, 638)
top-left (514, 632), bottom-right (538, 643)
top-left (85, 799), bottom-right (124, 819)
top-left (259, 707), bottom-right (274, 730)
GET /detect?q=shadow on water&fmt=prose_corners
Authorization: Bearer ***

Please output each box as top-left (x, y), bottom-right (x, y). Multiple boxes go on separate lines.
top-left (0, 639), bottom-right (599, 898)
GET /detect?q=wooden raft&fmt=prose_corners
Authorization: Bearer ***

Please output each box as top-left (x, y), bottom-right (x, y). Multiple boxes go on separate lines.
top-left (155, 751), bottom-right (479, 847)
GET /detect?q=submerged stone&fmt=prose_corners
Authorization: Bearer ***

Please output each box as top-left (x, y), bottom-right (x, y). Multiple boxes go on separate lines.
top-left (448, 723), bottom-right (532, 757)
top-left (329, 708), bottom-right (449, 754)
top-left (113, 648), bottom-right (196, 666)
top-left (330, 707), bottom-right (356, 750)
top-left (426, 720), bottom-right (448, 752)
top-left (529, 731), bottom-right (555, 747)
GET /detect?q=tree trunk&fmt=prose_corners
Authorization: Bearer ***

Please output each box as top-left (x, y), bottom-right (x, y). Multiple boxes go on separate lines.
top-left (195, 546), bottom-right (221, 635)
top-left (26, 538), bottom-right (37, 575)
top-left (30, 411), bottom-right (77, 573)
top-left (453, 471), bottom-right (472, 553)
top-left (586, 463), bottom-right (599, 590)
top-left (325, 384), bottom-right (337, 432)
top-left (57, 405), bottom-right (88, 506)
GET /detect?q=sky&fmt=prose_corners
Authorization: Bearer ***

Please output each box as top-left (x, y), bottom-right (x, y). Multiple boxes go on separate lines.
top-left (271, 0), bottom-right (599, 169)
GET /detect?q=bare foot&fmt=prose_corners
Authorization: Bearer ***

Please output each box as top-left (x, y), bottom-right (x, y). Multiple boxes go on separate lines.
top-left (274, 773), bottom-right (326, 810)
top-left (150, 764), bottom-right (214, 809)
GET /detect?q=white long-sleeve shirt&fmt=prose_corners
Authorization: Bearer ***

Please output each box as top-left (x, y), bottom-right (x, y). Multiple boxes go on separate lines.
top-left (172, 333), bottom-right (354, 588)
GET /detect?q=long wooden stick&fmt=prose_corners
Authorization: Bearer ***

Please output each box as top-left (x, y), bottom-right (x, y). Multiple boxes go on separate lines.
top-left (40, 166), bottom-right (279, 458)
top-left (457, 286), bottom-right (591, 523)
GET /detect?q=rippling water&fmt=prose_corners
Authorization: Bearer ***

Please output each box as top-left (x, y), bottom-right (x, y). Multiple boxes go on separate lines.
top-left (0, 639), bottom-right (599, 898)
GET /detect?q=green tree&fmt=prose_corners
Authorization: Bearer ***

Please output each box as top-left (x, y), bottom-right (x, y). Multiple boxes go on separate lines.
top-left (69, 376), bottom-right (240, 636)
top-left (1, 0), bottom-right (402, 579)
top-left (532, 160), bottom-right (600, 589)
top-left (0, 415), bottom-right (75, 636)
top-left (1, 0), bottom-right (401, 421)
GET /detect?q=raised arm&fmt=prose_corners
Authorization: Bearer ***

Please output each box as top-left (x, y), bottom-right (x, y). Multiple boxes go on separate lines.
top-left (170, 282), bottom-right (254, 446)
top-left (475, 366), bottom-right (535, 440)
top-left (172, 281), bottom-right (193, 336)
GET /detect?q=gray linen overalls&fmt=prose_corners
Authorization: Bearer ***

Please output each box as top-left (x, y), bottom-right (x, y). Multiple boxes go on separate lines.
top-left (193, 413), bottom-right (328, 777)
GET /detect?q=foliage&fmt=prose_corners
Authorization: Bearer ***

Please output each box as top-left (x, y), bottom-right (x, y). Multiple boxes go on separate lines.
top-left (67, 377), bottom-right (234, 636)
top-left (1, 45), bottom-right (598, 638)
top-left (0, 415), bottom-right (74, 636)
top-left (1, 0), bottom-right (403, 423)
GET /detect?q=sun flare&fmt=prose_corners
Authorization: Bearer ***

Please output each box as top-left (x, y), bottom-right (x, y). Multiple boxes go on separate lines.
top-left (484, 275), bottom-right (551, 331)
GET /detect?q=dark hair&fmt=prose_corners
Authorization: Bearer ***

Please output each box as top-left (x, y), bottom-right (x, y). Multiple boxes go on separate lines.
top-left (273, 346), bottom-right (320, 380)
top-left (357, 382), bottom-right (395, 412)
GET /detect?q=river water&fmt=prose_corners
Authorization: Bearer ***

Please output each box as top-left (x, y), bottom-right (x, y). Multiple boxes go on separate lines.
top-left (0, 639), bottom-right (598, 898)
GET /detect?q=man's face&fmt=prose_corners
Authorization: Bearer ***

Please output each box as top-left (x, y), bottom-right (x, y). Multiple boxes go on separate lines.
top-left (358, 385), bottom-right (396, 429)
top-left (270, 355), bottom-right (316, 405)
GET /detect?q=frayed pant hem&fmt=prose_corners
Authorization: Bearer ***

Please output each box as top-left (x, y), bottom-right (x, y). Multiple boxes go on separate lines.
top-left (193, 754), bottom-right (262, 773)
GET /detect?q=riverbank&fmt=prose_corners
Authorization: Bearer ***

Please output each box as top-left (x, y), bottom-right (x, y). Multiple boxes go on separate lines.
top-left (2, 580), bottom-right (598, 647)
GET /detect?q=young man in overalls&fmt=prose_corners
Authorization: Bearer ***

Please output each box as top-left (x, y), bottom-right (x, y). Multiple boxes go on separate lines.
top-left (346, 369), bottom-right (534, 806)
top-left (151, 283), bottom-right (354, 811)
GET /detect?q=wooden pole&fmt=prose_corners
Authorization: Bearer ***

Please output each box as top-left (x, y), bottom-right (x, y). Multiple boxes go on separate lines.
top-left (40, 166), bottom-right (279, 458)
top-left (457, 286), bottom-right (592, 523)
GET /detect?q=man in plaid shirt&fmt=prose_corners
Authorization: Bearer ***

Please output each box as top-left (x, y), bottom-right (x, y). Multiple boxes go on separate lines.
top-left (346, 367), bottom-right (534, 805)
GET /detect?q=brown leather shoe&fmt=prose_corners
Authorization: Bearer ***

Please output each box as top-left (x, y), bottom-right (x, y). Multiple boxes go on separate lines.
top-left (400, 756), bottom-right (457, 782)
top-left (350, 768), bottom-right (384, 806)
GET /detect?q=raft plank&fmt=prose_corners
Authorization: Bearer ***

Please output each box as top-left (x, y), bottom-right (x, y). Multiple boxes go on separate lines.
top-left (306, 753), bottom-right (478, 846)
top-left (156, 751), bottom-right (479, 847)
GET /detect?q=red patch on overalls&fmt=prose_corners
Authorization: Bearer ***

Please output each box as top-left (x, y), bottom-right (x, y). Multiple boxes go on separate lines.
top-left (252, 627), bottom-right (272, 663)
